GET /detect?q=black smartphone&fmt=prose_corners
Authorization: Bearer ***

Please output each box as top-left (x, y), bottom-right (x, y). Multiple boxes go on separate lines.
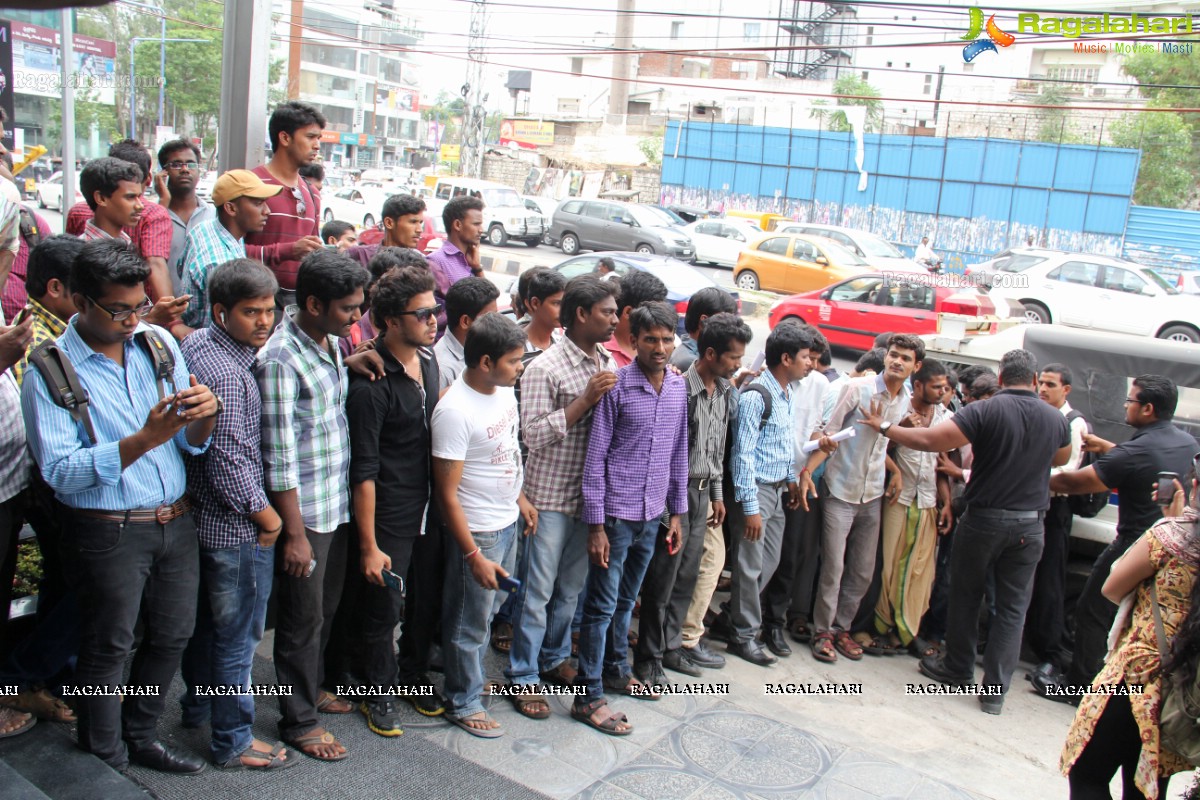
top-left (12, 305), bottom-right (31, 325)
top-left (1157, 472), bottom-right (1180, 504)
top-left (382, 568), bottom-right (404, 593)
top-left (497, 575), bottom-right (521, 594)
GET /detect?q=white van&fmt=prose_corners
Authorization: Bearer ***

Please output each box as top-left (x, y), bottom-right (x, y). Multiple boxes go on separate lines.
top-left (431, 177), bottom-right (544, 247)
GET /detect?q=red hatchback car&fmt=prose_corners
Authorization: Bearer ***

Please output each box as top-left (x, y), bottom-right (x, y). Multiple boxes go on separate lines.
top-left (767, 273), bottom-right (993, 351)
top-left (357, 214), bottom-right (447, 254)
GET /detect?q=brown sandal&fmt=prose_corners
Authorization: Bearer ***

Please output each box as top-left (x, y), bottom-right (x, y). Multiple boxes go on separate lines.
top-left (571, 698), bottom-right (632, 736)
top-left (490, 621), bottom-right (514, 655)
top-left (508, 686), bottom-right (551, 720)
top-left (603, 674), bottom-right (659, 700)
top-left (811, 632), bottom-right (837, 663)
top-left (286, 729), bottom-right (348, 761)
top-left (540, 661), bottom-right (578, 686)
top-left (834, 631), bottom-right (864, 661)
top-left (3, 689), bottom-right (76, 723)
top-left (316, 690), bottom-right (354, 714)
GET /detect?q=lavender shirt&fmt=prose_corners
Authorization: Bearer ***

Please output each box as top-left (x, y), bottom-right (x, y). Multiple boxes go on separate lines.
top-left (582, 362), bottom-right (689, 526)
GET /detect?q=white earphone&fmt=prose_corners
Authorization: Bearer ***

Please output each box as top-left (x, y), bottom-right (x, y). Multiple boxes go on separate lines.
top-left (220, 312), bottom-right (226, 325)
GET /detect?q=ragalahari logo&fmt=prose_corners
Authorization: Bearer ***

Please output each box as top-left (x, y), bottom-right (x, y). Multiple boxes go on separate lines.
top-left (961, 7), bottom-right (1016, 61)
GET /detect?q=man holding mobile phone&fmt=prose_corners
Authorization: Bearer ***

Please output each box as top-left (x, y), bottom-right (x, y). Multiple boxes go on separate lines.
top-left (433, 313), bottom-right (536, 738)
top-left (347, 266), bottom-right (442, 737)
top-left (177, 260), bottom-right (293, 771)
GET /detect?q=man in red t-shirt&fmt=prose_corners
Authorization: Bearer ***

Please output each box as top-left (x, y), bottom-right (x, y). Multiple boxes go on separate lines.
top-left (244, 101), bottom-right (326, 311)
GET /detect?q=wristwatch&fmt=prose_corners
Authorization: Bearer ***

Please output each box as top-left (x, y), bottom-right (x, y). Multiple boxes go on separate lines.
top-left (879, 421), bottom-right (892, 437)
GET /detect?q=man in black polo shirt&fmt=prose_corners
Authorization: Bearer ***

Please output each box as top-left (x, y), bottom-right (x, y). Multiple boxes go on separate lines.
top-left (859, 349), bottom-right (1071, 715)
top-left (347, 265), bottom-right (442, 737)
top-left (1040, 374), bottom-right (1197, 703)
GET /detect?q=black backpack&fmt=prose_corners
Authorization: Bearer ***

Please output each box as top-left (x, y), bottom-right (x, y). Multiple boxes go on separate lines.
top-left (28, 329), bottom-right (178, 446)
top-left (1065, 409), bottom-right (1109, 518)
top-left (18, 206), bottom-right (43, 251)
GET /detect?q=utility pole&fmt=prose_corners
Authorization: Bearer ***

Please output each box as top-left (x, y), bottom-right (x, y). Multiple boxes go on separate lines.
top-left (460, 0), bottom-right (487, 179)
top-left (60, 10), bottom-right (75, 206)
top-left (287, 0), bottom-right (303, 98)
top-left (932, 65), bottom-right (945, 130)
top-left (609, 0), bottom-right (634, 120)
top-left (218, 0), bottom-right (272, 171)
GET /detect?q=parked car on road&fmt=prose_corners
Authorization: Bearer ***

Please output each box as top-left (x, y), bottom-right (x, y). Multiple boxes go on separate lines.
top-left (1176, 270), bottom-right (1200, 295)
top-left (549, 200), bottom-right (694, 259)
top-left (982, 251), bottom-right (1200, 343)
top-left (433, 177), bottom-right (543, 247)
top-left (322, 186), bottom-right (394, 229)
top-left (734, 233), bottom-right (874, 294)
top-left (35, 171), bottom-right (84, 212)
top-left (682, 219), bottom-right (762, 268)
top-left (775, 223), bottom-right (925, 273)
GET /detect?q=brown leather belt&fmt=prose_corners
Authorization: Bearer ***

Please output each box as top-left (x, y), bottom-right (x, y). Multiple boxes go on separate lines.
top-left (74, 497), bottom-right (192, 525)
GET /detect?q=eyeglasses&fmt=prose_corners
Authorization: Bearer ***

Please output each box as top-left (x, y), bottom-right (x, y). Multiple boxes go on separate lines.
top-left (396, 304), bottom-right (443, 323)
top-left (164, 160), bottom-right (198, 171)
top-left (88, 295), bottom-right (154, 322)
top-left (1123, 397), bottom-right (1147, 406)
top-left (290, 185), bottom-right (306, 217)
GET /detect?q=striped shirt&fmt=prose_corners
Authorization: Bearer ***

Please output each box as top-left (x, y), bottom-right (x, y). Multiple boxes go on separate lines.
top-left (243, 166), bottom-right (320, 291)
top-left (13, 298), bottom-right (68, 386)
top-left (684, 365), bottom-right (731, 503)
top-left (255, 308), bottom-right (350, 534)
top-left (180, 219), bottom-right (247, 328)
top-left (167, 203), bottom-right (216, 294)
top-left (1, 206), bottom-right (51, 322)
top-left (20, 320), bottom-right (207, 510)
top-left (80, 219), bottom-right (132, 243)
top-left (731, 370), bottom-right (796, 516)
top-left (67, 201), bottom-right (172, 259)
top-left (582, 363), bottom-right (688, 525)
top-left (0, 194), bottom-right (19, 255)
top-left (0, 308), bottom-right (30, 505)
top-left (823, 373), bottom-right (912, 505)
top-left (426, 241), bottom-right (473, 333)
top-left (181, 325), bottom-right (270, 549)
top-left (520, 337), bottom-right (616, 516)
top-left (892, 401), bottom-right (950, 508)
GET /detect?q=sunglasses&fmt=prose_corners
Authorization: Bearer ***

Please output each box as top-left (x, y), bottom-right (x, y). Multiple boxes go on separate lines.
top-left (290, 185), bottom-right (306, 217)
top-left (164, 160), bottom-right (198, 171)
top-left (396, 304), bottom-right (443, 323)
top-left (89, 295), bottom-right (154, 322)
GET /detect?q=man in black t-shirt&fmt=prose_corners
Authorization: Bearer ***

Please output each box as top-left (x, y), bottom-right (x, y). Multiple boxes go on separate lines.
top-left (1040, 374), bottom-right (1197, 703)
top-left (860, 349), bottom-right (1071, 714)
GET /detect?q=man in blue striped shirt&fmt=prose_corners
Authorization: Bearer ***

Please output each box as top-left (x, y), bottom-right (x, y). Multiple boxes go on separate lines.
top-left (21, 239), bottom-right (219, 773)
top-left (722, 323), bottom-right (811, 667)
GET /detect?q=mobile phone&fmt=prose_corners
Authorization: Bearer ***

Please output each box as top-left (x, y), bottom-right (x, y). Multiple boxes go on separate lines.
top-left (1156, 472), bottom-right (1180, 504)
top-left (382, 568), bottom-right (404, 592)
top-left (497, 575), bottom-right (522, 594)
top-left (12, 305), bottom-right (31, 325)
top-left (305, 557), bottom-right (317, 577)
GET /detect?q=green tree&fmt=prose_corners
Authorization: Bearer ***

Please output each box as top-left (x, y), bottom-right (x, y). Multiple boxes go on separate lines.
top-left (809, 75), bottom-right (883, 132)
top-left (1034, 82), bottom-right (1087, 143)
top-left (1110, 111), bottom-right (1193, 208)
top-left (1121, 40), bottom-right (1200, 174)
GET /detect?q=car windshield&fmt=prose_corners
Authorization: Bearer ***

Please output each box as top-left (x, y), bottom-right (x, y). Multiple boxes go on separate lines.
top-left (854, 233), bottom-right (905, 259)
top-left (482, 188), bottom-right (522, 209)
top-left (822, 240), bottom-right (869, 266)
top-left (1142, 268), bottom-right (1179, 294)
top-left (652, 206), bottom-right (688, 225)
top-left (631, 206), bottom-right (677, 227)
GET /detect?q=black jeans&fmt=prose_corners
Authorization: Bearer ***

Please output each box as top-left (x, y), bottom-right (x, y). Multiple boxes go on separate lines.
top-left (397, 522), bottom-right (445, 683)
top-left (64, 508), bottom-right (199, 770)
top-left (1067, 532), bottom-right (1140, 691)
top-left (362, 532), bottom-right (418, 695)
top-left (761, 501), bottom-right (812, 630)
top-left (942, 510), bottom-right (1044, 694)
top-left (919, 524), bottom-right (955, 643)
top-left (635, 482), bottom-right (708, 664)
top-left (1067, 690), bottom-right (1170, 799)
top-left (1026, 496), bottom-right (1073, 667)
top-left (273, 525), bottom-right (348, 741)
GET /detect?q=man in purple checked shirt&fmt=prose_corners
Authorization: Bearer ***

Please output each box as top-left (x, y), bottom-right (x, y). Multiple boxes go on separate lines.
top-left (426, 196), bottom-right (485, 337)
top-left (573, 301), bottom-right (689, 736)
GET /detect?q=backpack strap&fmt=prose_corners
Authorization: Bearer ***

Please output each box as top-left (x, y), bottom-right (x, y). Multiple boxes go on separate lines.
top-left (135, 329), bottom-right (178, 401)
top-left (17, 206), bottom-right (42, 251)
top-left (741, 383), bottom-right (773, 429)
top-left (27, 340), bottom-right (97, 446)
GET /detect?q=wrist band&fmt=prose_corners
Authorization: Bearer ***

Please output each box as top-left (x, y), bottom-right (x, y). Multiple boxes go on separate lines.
top-left (464, 547), bottom-right (481, 561)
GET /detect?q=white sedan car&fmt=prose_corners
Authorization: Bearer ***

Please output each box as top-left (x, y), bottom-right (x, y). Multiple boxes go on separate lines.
top-left (987, 252), bottom-right (1200, 343)
top-left (321, 186), bottom-right (394, 229)
top-left (36, 172), bottom-right (84, 211)
top-left (681, 219), bottom-right (762, 268)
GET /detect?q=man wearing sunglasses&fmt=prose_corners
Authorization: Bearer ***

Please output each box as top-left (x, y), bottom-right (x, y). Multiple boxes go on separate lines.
top-left (20, 239), bottom-right (219, 774)
top-left (245, 102), bottom-right (327, 316)
top-left (1041, 374), bottom-right (1198, 704)
top-left (155, 139), bottom-right (214, 296)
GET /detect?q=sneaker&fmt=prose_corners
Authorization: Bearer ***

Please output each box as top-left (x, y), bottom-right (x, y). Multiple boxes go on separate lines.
top-left (400, 676), bottom-right (446, 717)
top-left (361, 699), bottom-right (403, 737)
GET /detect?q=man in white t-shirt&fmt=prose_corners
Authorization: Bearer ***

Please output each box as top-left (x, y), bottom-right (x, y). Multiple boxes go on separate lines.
top-left (432, 313), bottom-right (538, 739)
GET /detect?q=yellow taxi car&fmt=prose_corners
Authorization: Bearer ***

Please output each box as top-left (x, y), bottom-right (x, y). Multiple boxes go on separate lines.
top-left (734, 233), bottom-right (874, 294)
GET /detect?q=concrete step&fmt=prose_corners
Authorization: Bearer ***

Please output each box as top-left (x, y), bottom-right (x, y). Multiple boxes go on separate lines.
top-left (0, 721), bottom-right (148, 800)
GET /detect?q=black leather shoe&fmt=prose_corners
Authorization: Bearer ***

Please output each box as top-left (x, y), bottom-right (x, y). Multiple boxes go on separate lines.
top-left (663, 648), bottom-right (702, 677)
top-left (684, 641), bottom-right (726, 669)
top-left (633, 660), bottom-right (669, 691)
top-left (918, 655), bottom-right (970, 687)
top-left (762, 627), bottom-right (792, 658)
top-left (128, 741), bottom-right (206, 774)
top-left (727, 640), bottom-right (778, 667)
top-left (707, 613), bottom-right (734, 644)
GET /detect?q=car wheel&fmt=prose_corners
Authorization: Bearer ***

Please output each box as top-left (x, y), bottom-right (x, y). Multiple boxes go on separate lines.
top-left (736, 271), bottom-right (760, 291)
top-left (635, 243), bottom-right (654, 255)
top-left (37, 192), bottom-right (46, 209)
top-left (363, 214), bottom-right (375, 229)
top-left (560, 233), bottom-right (580, 255)
top-left (1158, 324), bottom-right (1200, 344)
top-left (1021, 301), bottom-right (1051, 325)
top-left (523, 238), bottom-right (539, 248)
top-left (323, 208), bottom-right (333, 223)
top-left (488, 225), bottom-right (509, 246)
top-left (781, 314), bottom-right (806, 327)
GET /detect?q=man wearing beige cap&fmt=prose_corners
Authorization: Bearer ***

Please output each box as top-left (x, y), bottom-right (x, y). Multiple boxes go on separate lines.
top-left (176, 170), bottom-right (281, 337)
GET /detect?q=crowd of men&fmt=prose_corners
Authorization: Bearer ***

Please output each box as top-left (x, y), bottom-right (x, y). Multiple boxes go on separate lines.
top-left (0, 100), bottom-right (1196, 779)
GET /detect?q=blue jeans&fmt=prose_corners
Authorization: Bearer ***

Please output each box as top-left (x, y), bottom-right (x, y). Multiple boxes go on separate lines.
top-left (442, 520), bottom-right (518, 718)
top-left (505, 511), bottom-right (589, 685)
top-left (575, 517), bottom-right (659, 702)
top-left (181, 540), bottom-right (274, 763)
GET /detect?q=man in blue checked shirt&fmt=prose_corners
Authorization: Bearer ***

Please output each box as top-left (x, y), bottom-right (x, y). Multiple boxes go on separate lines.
top-left (20, 239), bottom-right (219, 774)
top-left (177, 259), bottom-right (294, 771)
top-left (720, 323), bottom-right (812, 668)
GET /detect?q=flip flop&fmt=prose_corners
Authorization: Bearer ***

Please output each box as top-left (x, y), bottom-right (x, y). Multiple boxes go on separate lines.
top-left (508, 687), bottom-right (551, 720)
top-left (216, 742), bottom-right (298, 771)
top-left (286, 729), bottom-right (348, 762)
top-left (316, 690), bottom-right (354, 714)
top-left (445, 712), bottom-right (504, 739)
top-left (3, 689), bottom-right (76, 723)
top-left (0, 707), bottom-right (36, 739)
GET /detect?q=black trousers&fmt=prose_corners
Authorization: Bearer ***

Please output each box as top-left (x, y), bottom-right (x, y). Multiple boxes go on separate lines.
top-left (1026, 496), bottom-right (1073, 667)
top-left (1067, 690), bottom-right (1170, 800)
top-left (1066, 532), bottom-right (1140, 690)
top-left (273, 525), bottom-right (348, 741)
top-left (362, 531), bottom-right (418, 695)
top-left (397, 522), bottom-right (445, 683)
top-left (64, 508), bottom-right (199, 770)
top-left (761, 501), bottom-right (812, 630)
top-left (635, 482), bottom-right (708, 664)
top-left (0, 491), bottom-right (24, 659)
